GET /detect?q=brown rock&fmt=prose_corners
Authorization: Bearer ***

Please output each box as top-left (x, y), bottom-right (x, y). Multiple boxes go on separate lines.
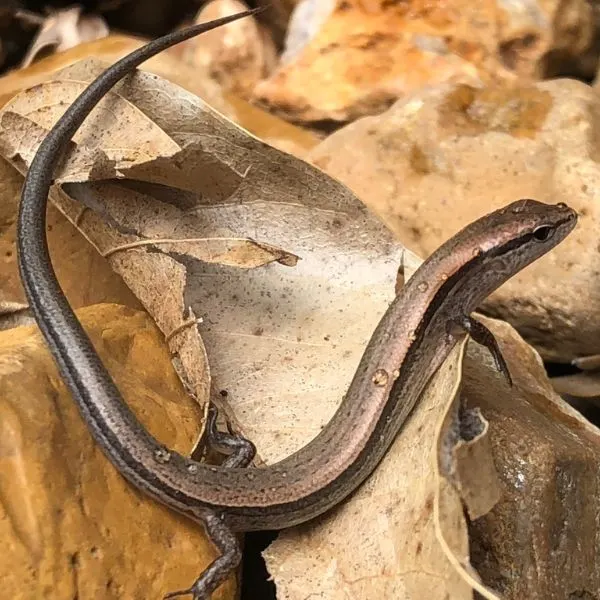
top-left (309, 79), bottom-right (598, 362)
top-left (0, 304), bottom-right (236, 600)
top-left (255, 0), bottom-right (598, 124)
top-left (499, 0), bottom-right (598, 80)
top-left (463, 321), bottom-right (600, 599)
top-left (254, 0), bottom-right (299, 45)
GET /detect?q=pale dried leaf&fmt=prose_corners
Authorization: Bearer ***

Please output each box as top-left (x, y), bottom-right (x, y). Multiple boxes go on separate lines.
top-left (551, 372), bottom-right (600, 398)
top-left (0, 60), bottom-right (405, 463)
top-left (266, 339), bottom-right (475, 600)
top-left (572, 354), bottom-right (600, 371)
top-left (434, 336), bottom-right (502, 600)
top-left (21, 6), bottom-right (109, 68)
top-left (437, 401), bottom-right (502, 523)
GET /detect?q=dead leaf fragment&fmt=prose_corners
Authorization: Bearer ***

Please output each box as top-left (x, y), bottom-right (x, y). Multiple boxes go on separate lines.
top-left (0, 56), bottom-right (405, 462)
top-left (21, 6), bottom-right (109, 68)
top-left (266, 339), bottom-right (476, 600)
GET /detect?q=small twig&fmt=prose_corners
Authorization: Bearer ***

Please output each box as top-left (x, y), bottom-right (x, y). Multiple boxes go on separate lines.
top-left (13, 9), bottom-right (45, 26)
top-left (101, 236), bottom-right (258, 258)
top-left (165, 318), bottom-right (204, 344)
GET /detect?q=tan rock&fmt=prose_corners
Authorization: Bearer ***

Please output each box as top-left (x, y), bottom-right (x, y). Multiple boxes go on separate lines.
top-left (255, 0), bottom-right (598, 123)
top-left (309, 79), bottom-right (599, 362)
top-left (498, 0), bottom-right (598, 80)
top-left (255, 0), bottom-right (485, 123)
top-left (183, 0), bottom-right (278, 98)
top-left (0, 304), bottom-right (236, 600)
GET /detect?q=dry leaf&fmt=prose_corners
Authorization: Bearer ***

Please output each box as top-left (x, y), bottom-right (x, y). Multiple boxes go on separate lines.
top-left (266, 338), bottom-right (480, 600)
top-left (0, 57), bottom-right (405, 456)
top-left (435, 340), bottom-right (503, 600)
top-left (0, 154), bottom-right (139, 329)
top-left (21, 6), bottom-right (109, 68)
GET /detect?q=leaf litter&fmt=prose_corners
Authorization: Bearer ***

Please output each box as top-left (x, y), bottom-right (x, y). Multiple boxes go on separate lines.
top-left (0, 57), bottom-right (593, 599)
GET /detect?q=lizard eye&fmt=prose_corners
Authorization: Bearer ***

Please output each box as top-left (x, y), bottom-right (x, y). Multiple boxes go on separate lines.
top-left (533, 225), bottom-right (554, 242)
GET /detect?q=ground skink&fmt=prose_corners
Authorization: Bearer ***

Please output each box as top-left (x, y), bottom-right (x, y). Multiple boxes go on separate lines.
top-left (15, 7), bottom-right (578, 599)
